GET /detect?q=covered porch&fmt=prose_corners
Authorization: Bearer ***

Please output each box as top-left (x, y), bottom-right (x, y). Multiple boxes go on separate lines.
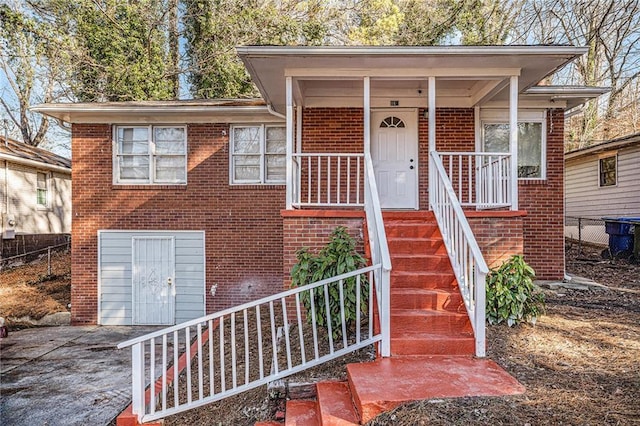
top-left (238, 46), bottom-right (598, 213)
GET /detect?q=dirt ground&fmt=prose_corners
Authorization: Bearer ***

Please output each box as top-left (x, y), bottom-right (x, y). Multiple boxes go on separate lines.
top-left (0, 251), bottom-right (71, 329)
top-left (167, 244), bottom-right (640, 425)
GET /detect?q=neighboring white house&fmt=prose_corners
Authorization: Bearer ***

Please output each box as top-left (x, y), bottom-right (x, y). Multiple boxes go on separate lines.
top-left (565, 132), bottom-right (640, 245)
top-left (0, 137), bottom-right (71, 256)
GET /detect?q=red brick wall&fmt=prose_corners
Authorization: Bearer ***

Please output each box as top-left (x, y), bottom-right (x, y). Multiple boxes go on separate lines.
top-left (71, 123), bottom-right (285, 325)
top-left (281, 212), bottom-right (365, 290)
top-left (418, 108), bottom-right (477, 210)
top-left (302, 108), bottom-right (364, 152)
top-left (518, 109), bottom-right (565, 279)
top-left (468, 216), bottom-right (525, 270)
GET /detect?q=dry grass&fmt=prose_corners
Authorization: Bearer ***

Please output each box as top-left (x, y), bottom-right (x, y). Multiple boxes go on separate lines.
top-left (0, 251), bottom-right (71, 327)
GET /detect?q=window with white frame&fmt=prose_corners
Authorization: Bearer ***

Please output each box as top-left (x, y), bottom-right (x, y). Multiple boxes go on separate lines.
top-left (481, 110), bottom-right (546, 179)
top-left (36, 172), bottom-right (48, 207)
top-left (114, 126), bottom-right (187, 184)
top-left (599, 154), bottom-right (617, 187)
top-left (231, 125), bottom-right (285, 184)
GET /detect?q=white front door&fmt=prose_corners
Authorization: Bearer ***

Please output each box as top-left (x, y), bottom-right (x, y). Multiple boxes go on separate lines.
top-left (132, 237), bottom-right (175, 325)
top-left (371, 110), bottom-right (419, 209)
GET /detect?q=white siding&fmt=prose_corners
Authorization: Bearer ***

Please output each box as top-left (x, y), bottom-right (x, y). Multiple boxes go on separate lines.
top-left (2, 162), bottom-right (71, 234)
top-left (565, 144), bottom-right (640, 219)
top-left (98, 230), bottom-right (205, 325)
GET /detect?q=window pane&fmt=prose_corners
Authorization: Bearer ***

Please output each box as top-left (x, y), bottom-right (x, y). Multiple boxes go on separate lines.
top-left (119, 155), bottom-right (150, 180)
top-left (518, 123), bottom-right (542, 178)
top-left (37, 172), bottom-right (47, 189)
top-left (155, 156), bottom-right (186, 182)
top-left (484, 122), bottom-right (543, 178)
top-left (483, 124), bottom-right (509, 152)
top-left (234, 155), bottom-right (260, 181)
top-left (155, 128), bottom-right (186, 154)
top-left (266, 127), bottom-right (285, 154)
top-left (37, 189), bottom-right (47, 205)
top-left (599, 156), bottom-right (616, 186)
top-left (266, 154), bottom-right (285, 182)
top-left (233, 127), bottom-right (260, 154)
top-left (118, 128), bottom-right (149, 154)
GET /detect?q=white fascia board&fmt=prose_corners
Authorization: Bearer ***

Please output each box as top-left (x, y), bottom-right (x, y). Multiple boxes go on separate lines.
top-left (0, 152), bottom-right (71, 174)
top-left (237, 45), bottom-right (589, 57)
top-left (31, 104), bottom-right (280, 124)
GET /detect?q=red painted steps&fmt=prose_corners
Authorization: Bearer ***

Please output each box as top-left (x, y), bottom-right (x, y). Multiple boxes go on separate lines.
top-left (383, 211), bottom-right (474, 357)
top-left (285, 400), bottom-right (319, 426)
top-left (281, 382), bottom-right (359, 426)
top-left (271, 356), bottom-right (525, 425)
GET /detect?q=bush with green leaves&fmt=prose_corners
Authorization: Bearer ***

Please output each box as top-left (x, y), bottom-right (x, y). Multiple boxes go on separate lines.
top-left (486, 255), bottom-right (545, 326)
top-left (290, 227), bottom-right (369, 337)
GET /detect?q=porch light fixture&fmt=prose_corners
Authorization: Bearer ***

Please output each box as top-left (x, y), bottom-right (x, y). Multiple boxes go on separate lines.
top-left (423, 109), bottom-right (428, 119)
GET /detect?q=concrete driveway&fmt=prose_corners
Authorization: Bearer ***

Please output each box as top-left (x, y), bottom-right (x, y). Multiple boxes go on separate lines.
top-left (1, 325), bottom-right (160, 426)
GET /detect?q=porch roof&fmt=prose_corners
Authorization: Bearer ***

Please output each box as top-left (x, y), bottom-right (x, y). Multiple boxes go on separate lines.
top-left (237, 45), bottom-right (599, 111)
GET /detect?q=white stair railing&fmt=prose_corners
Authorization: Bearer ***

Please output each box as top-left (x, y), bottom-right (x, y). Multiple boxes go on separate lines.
top-left (118, 266), bottom-right (381, 423)
top-left (430, 151), bottom-right (489, 357)
top-left (363, 152), bottom-right (392, 356)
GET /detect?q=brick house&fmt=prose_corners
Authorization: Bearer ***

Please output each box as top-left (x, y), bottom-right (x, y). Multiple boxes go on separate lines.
top-left (34, 46), bottom-right (607, 331)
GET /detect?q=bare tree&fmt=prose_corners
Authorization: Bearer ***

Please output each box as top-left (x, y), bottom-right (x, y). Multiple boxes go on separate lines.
top-left (519, 0), bottom-right (640, 146)
top-left (0, 2), bottom-right (70, 147)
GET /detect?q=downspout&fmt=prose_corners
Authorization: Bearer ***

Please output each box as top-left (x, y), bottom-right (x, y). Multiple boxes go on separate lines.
top-left (266, 103), bottom-right (286, 120)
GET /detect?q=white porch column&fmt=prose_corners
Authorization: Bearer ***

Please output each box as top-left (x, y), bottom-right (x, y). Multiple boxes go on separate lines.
top-left (428, 76), bottom-right (436, 210)
top-left (285, 76), bottom-right (294, 209)
top-left (363, 76), bottom-right (371, 154)
top-left (509, 75), bottom-right (519, 211)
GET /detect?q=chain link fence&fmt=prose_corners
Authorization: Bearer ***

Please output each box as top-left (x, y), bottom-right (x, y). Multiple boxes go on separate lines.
top-left (565, 216), bottom-right (608, 249)
top-left (0, 241), bottom-right (71, 275)
top-left (566, 216), bottom-right (640, 259)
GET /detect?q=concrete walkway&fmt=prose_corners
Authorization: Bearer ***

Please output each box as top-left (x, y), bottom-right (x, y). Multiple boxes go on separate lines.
top-left (1, 325), bottom-right (159, 426)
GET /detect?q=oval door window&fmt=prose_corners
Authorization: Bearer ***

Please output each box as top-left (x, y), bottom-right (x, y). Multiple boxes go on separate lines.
top-left (380, 116), bottom-right (405, 128)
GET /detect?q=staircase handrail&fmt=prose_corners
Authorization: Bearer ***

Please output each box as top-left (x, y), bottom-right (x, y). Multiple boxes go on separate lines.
top-left (363, 152), bottom-right (392, 356)
top-left (430, 151), bottom-right (489, 357)
top-left (118, 263), bottom-right (382, 423)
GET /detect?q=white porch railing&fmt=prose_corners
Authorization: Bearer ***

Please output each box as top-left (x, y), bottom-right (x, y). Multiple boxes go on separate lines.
top-left (438, 152), bottom-right (512, 209)
top-left (430, 151), bottom-right (489, 357)
top-left (292, 153), bottom-right (364, 208)
top-left (118, 266), bottom-right (381, 423)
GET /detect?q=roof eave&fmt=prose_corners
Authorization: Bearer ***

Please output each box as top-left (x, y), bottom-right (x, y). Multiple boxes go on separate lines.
top-left (236, 45), bottom-right (589, 57)
top-left (565, 133), bottom-right (640, 160)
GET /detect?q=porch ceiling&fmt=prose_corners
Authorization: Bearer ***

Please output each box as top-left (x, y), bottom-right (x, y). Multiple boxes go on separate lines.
top-left (237, 45), bottom-right (589, 111)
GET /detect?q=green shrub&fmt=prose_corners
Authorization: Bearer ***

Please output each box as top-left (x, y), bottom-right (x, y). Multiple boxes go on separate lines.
top-left (290, 226), bottom-right (369, 337)
top-left (486, 255), bottom-right (544, 326)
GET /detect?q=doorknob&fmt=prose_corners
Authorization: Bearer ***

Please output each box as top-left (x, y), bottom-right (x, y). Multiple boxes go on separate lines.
top-left (410, 165), bottom-right (414, 170)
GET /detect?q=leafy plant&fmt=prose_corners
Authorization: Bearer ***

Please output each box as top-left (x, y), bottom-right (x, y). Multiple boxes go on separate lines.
top-left (486, 255), bottom-right (545, 326)
top-left (290, 227), bottom-right (369, 337)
